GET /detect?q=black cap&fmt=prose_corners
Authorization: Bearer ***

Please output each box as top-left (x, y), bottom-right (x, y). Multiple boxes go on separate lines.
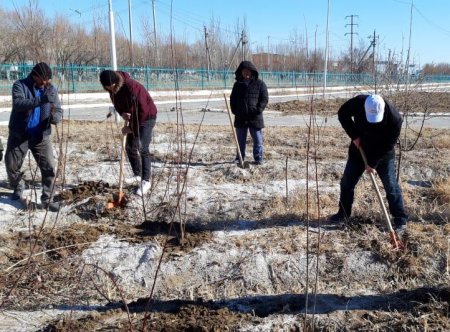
top-left (31, 62), bottom-right (52, 80)
top-left (99, 70), bottom-right (118, 86)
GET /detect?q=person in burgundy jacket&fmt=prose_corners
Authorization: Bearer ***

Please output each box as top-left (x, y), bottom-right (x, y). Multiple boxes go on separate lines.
top-left (100, 70), bottom-right (157, 196)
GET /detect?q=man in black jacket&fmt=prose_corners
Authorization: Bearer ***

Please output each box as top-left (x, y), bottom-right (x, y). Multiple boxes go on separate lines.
top-left (5, 62), bottom-right (63, 211)
top-left (230, 61), bottom-right (268, 165)
top-left (329, 94), bottom-right (409, 232)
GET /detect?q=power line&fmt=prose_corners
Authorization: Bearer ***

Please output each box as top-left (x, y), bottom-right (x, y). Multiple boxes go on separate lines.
top-left (413, 4), bottom-right (450, 37)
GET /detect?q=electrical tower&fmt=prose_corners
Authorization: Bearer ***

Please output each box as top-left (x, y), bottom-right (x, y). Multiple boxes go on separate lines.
top-left (345, 15), bottom-right (358, 74)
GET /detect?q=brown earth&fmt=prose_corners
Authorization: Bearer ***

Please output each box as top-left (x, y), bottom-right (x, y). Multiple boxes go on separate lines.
top-left (269, 91), bottom-right (450, 115)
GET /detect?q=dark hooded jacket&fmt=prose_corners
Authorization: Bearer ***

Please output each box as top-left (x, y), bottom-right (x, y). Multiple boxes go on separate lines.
top-left (230, 61), bottom-right (268, 128)
top-left (107, 71), bottom-right (157, 135)
top-left (338, 94), bottom-right (403, 168)
top-left (9, 75), bottom-right (63, 140)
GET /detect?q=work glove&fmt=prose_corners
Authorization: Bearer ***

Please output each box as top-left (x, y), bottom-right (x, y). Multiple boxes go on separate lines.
top-left (40, 93), bottom-right (57, 104)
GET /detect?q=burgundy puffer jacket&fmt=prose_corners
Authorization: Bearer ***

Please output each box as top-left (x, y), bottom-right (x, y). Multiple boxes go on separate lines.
top-left (108, 71), bottom-right (157, 134)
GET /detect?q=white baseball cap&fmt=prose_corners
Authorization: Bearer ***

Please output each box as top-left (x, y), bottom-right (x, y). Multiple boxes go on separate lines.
top-left (364, 94), bottom-right (385, 123)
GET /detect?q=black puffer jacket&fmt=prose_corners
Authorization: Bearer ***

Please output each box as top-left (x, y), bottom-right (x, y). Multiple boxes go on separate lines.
top-left (230, 61), bottom-right (268, 128)
top-left (338, 94), bottom-right (403, 168)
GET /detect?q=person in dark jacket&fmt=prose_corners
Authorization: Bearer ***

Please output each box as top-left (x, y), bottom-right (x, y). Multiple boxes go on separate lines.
top-left (5, 62), bottom-right (63, 211)
top-left (230, 61), bottom-right (268, 165)
top-left (100, 70), bottom-right (157, 196)
top-left (329, 94), bottom-right (409, 232)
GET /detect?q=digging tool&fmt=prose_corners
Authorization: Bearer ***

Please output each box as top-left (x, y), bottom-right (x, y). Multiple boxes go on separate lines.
top-left (359, 147), bottom-right (405, 250)
top-left (223, 94), bottom-right (249, 169)
top-left (106, 121), bottom-right (128, 209)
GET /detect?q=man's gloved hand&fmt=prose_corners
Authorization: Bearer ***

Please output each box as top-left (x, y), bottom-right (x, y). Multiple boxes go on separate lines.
top-left (122, 126), bottom-right (133, 135)
top-left (40, 93), bottom-right (57, 104)
top-left (121, 113), bottom-right (131, 121)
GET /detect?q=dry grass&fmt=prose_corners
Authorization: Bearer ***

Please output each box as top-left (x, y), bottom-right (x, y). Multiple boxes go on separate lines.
top-left (433, 178), bottom-right (450, 204)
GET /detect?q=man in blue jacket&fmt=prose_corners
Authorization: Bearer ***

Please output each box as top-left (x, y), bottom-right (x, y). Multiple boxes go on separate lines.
top-left (5, 62), bottom-right (63, 211)
top-left (329, 94), bottom-right (409, 233)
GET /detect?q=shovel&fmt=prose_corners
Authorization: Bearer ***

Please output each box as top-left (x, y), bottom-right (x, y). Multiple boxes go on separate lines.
top-left (223, 94), bottom-right (249, 169)
top-left (359, 147), bottom-right (405, 250)
top-left (106, 121), bottom-right (128, 209)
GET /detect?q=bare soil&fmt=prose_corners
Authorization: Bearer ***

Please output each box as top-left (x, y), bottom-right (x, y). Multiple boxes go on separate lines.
top-left (269, 91), bottom-right (450, 115)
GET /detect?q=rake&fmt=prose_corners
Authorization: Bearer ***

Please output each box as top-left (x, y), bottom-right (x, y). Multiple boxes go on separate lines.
top-left (359, 147), bottom-right (405, 250)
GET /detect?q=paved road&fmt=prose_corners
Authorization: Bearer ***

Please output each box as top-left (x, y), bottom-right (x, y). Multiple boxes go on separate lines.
top-left (0, 91), bottom-right (449, 128)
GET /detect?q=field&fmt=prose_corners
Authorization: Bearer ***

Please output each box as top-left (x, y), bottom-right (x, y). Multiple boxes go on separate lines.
top-left (0, 92), bottom-right (449, 331)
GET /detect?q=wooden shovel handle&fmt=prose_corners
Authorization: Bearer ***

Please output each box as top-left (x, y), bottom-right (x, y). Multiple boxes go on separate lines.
top-left (223, 94), bottom-right (244, 167)
top-left (359, 148), bottom-right (395, 233)
top-left (118, 121), bottom-right (128, 197)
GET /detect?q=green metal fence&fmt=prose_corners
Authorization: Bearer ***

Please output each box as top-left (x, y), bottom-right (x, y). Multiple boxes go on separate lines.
top-left (1, 63), bottom-right (449, 95)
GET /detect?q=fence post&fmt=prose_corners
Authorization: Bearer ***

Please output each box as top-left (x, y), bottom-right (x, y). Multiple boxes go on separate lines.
top-left (201, 69), bottom-right (204, 90)
top-left (71, 64), bottom-right (75, 93)
top-left (223, 67), bottom-right (227, 89)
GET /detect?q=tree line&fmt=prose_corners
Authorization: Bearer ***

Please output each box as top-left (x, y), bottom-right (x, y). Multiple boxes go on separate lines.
top-left (0, 2), bottom-right (448, 75)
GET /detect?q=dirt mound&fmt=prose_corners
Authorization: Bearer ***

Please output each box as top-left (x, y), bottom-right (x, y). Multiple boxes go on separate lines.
top-left (56, 180), bottom-right (133, 219)
top-left (58, 181), bottom-right (113, 201)
top-left (43, 303), bottom-right (254, 331)
top-left (116, 220), bottom-right (214, 254)
top-left (269, 98), bottom-right (345, 114)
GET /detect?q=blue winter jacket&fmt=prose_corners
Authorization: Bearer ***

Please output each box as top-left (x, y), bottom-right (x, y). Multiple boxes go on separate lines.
top-left (9, 75), bottom-right (63, 139)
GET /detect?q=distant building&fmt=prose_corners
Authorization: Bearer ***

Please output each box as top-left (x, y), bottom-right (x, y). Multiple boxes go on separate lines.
top-left (252, 53), bottom-right (286, 71)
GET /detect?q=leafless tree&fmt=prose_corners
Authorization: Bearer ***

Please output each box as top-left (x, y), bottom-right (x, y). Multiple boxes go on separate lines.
top-left (10, 0), bottom-right (51, 63)
top-left (0, 9), bottom-right (23, 63)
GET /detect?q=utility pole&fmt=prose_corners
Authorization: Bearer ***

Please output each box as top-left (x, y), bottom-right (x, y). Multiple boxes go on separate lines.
top-left (323, 0), bottom-right (330, 98)
top-left (241, 30), bottom-right (247, 61)
top-left (152, 0), bottom-right (158, 66)
top-left (108, 0), bottom-right (117, 70)
top-left (128, 0), bottom-right (134, 66)
top-left (371, 30), bottom-right (378, 92)
top-left (345, 14), bottom-right (358, 74)
top-left (371, 30), bottom-right (378, 70)
top-left (204, 26), bottom-right (212, 80)
top-left (267, 35), bottom-right (270, 70)
top-left (405, 0), bottom-right (413, 91)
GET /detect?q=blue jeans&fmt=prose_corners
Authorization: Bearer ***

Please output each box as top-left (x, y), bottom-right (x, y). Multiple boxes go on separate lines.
top-left (235, 126), bottom-right (263, 162)
top-left (338, 148), bottom-right (408, 226)
top-left (126, 118), bottom-right (156, 181)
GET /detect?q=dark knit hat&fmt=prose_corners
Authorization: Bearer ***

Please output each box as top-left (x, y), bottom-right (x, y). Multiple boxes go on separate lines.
top-left (31, 62), bottom-right (52, 80)
top-left (99, 70), bottom-right (119, 86)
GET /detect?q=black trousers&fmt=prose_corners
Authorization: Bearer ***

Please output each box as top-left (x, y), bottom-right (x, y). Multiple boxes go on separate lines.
top-left (338, 147), bottom-right (409, 226)
top-left (125, 118), bottom-right (156, 181)
top-left (5, 134), bottom-right (56, 203)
